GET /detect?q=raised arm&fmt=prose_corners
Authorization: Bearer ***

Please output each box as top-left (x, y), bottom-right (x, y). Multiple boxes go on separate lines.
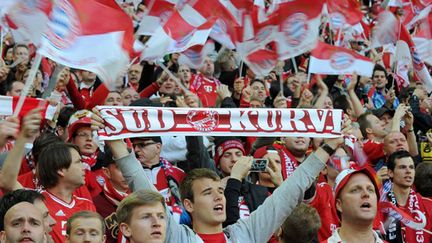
top-left (91, 108), bottom-right (196, 242)
top-left (347, 74), bottom-right (364, 118)
top-left (313, 75), bottom-right (329, 109)
top-left (0, 109), bottom-right (42, 192)
top-left (226, 118), bottom-right (351, 243)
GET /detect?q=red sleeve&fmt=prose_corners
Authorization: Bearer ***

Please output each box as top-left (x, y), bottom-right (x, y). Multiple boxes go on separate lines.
top-left (363, 141), bottom-right (385, 165)
top-left (66, 76), bottom-right (86, 110)
top-left (85, 83), bottom-right (109, 109)
top-left (139, 82), bottom-right (160, 98)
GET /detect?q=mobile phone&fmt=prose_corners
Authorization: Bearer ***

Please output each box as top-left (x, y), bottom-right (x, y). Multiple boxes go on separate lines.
top-left (250, 159), bottom-right (268, 172)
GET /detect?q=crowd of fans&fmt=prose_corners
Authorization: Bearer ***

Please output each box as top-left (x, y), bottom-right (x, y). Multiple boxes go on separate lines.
top-left (0, 0), bottom-right (431, 243)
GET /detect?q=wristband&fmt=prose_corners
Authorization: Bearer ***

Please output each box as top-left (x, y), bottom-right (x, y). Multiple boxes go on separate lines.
top-left (321, 143), bottom-right (336, 156)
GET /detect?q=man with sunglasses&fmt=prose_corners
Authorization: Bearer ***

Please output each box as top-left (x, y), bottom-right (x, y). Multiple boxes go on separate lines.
top-left (130, 136), bottom-right (187, 223)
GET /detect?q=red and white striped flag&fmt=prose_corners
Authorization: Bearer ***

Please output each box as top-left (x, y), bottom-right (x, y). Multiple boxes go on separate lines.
top-left (273, 0), bottom-right (324, 60)
top-left (136, 0), bottom-right (177, 36)
top-left (309, 42), bottom-right (374, 77)
top-left (38, 0), bottom-right (136, 84)
top-left (0, 95), bottom-right (56, 120)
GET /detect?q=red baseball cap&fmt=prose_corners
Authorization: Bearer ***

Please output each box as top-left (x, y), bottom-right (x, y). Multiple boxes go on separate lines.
top-left (67, 110), bottom-right (93, 142)
top-left (333, 166), bottom-right (380, 219)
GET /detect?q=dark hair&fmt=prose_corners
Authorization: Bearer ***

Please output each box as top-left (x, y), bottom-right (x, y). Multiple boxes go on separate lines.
top-left (373, 64), bottom-right (387, 77)
top-left (357, 111), bottom-right (373, 138)
top-left (13, 43), bottom-right (29, 55)
top-left (32, 133), bottom-right (62, 164)
top-left (57, 106), bottom-right (76, 128)
top-left (6, 80), bottom-right (23, 93)
top-left (180, 168), bottom-right (220, 203)
top-left (37, 143), bottom-right (81, 188)
top-left (280, 203), bottom-right (321, 243)
top-left (0, 189), bottom-right (45, 230)
top-left (387, 150), bottom-right (412, 171)
top-left (250, 79), bottom-right (265, 87)
top-left (66, 211), bottom-right (106, 235)
top-left (333, 95), bottom-right (351, 114)
top-left (414, 162), bottom-right (432, 198)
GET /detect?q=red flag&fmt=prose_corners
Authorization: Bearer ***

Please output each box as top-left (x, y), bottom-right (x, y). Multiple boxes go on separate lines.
top-left (136, 0), bottom-right (176, 36)
top-left (273, 0), bottom-right (324, 60)
top-left (327, 0), bottom-right (364, 29)
top-left (38, 0), bottom-right (136, 84)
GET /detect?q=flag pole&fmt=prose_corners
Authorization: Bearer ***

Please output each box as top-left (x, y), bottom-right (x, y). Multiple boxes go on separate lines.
top-left (239, 60), bottom-right (244, 78)
top-left (0, 29), bottom-right (3, 61)
top-left (13, 53), bottom-right (43, 117)
top-left (291, 57), bottom-right (298, 74)
top-left (158, 61), bottom-right (189, 94)
top-left (278, 60), bottom-right (284, 97)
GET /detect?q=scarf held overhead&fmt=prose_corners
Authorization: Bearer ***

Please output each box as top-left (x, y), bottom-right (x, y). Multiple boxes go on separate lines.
top-left (96, 106), bottom-right (344, 140)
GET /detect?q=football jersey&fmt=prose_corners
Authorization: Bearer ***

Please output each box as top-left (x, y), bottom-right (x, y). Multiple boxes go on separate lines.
top-left (189, 74), bottom-right (221, 107)
top-left (307, 182), bottom-right (339, 242)
top-left (42, 190), bottom-right (96, 243)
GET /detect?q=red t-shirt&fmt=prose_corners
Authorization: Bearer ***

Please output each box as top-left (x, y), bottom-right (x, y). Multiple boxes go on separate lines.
top-left (307, 182), bottom-right (339, 242)
top-left (17, 171), bottom-right (93, 201)
top-left (42, 190), bottom-right (96, 243)
top-left (198, 232), bottom-right (227, 243)
top-left (189, 74), bottom-right (221, 107)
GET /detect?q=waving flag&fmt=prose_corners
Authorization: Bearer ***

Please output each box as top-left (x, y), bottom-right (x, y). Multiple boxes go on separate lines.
top-left (309, 42), bottom-right (374, 77)
top-left (178, 40), bottom-right (215, 69)
top-left (399, 24), bottom-right (432, 91)
top-left (142, 17), bottom-right (215, 61)
top-left (136, 0), bottom-right (177, 36)
top-left (3, 0), bottom-right (52, 45)
top-left (38, 0), bottom-right (136, 84)
top-left (327, 0), bottom-right (363, 30)
top-left (273, 0), bottom-right (324, 60)
top-left (0, 95), bottom-right (56, 120)
top-left (141, 0), bottom-right (239, 61)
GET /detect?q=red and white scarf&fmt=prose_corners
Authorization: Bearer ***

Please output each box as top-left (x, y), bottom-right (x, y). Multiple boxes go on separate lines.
top-left (103, 179), bottom-right (129, 206)
top-left (273, 143), bottom-right (300, 180)
top-left (81, 153), bottom-right (98, 169)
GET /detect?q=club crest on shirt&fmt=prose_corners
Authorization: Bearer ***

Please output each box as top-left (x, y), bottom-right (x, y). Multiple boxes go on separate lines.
top-left (44, 0), bottom-right (80, 50)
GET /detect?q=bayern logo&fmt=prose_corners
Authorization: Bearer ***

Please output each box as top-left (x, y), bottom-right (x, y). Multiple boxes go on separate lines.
top-left (212, 19), bottom-right (228, 35)
top-left (186, 110), bottom-right (219, 132)
top-left (254, 26), bottom-right (272, 43)
top-left (330, 52), bottom-right (355, 70)
top-left (282, 13), bottom-right (309, 47)
top-left (44, 0), bottom-right (80, 50)
top-left (330, 12), bottom-right (346, 30)
top-left (175, 32), bottom-right (194, 48)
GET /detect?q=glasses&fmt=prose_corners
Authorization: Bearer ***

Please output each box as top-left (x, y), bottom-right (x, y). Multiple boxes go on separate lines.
top-left (75, 132), bottom-right (92, 139)
top-left (133, 142), bottom-right (158, 149)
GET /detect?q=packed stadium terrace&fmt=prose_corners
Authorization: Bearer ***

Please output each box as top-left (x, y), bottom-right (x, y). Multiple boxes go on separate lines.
top-left (0, 0), bottom-right (431, 243)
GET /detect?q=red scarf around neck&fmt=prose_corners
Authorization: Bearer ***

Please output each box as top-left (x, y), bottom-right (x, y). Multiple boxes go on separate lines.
top-left (273, 143), bottom-right (300, 180)
top-left (103, 179), bottom-right (129, 206)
